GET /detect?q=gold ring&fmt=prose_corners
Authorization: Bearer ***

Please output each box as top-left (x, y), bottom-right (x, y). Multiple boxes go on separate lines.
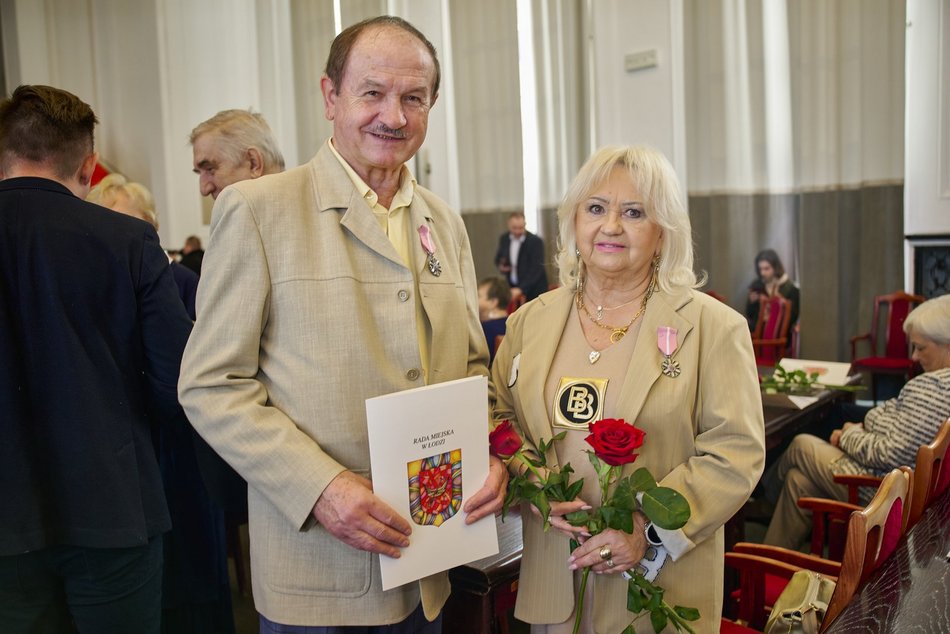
top-left (606, 558), bottom-right (615, 568)
top-left (599, 545), bottom-right (612, 561)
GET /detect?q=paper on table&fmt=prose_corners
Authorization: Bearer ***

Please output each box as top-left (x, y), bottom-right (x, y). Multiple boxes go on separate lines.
top-left (366, 375), bottom-right (499, 590)
top-left (778, 358), bottom-right (855, 387)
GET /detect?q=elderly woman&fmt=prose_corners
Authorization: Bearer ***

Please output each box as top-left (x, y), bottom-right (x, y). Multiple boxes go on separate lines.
top-left (86, 174), bottom-right (198, 319)
top-left (87, 174), bottom-right (235, 633)
top-left (490, 146), bottom-right (764, 633)
top-left (764, 294), bottom-right (950, 549)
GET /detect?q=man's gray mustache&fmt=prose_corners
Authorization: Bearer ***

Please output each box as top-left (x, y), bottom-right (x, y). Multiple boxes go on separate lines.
top-left (367, 126), bottom-right (406, 139)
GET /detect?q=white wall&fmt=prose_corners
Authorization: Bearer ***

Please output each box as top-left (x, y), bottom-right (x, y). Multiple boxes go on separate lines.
top-left (588, 0), bottom-right (687, 181)
top-left (1, 0), bottom-right (299, 249)
top-left (904, 0), bottom-right (950, 237)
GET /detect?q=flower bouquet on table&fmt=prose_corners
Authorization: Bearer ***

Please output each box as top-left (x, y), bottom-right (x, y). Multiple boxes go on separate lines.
top-left (489, 418), bottom-right (700, 634)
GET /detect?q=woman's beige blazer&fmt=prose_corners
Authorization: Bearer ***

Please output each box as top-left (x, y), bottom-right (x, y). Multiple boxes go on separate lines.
top-left (491, 287), bottom-right (764, 633)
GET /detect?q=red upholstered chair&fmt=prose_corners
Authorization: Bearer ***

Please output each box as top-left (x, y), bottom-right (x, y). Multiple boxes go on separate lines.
top-left (751, 295), bottom-right (792, 366)
top-left (722, 468), bottom-right (910, 632)
top-left (850, 291), bottom-right (926, 402)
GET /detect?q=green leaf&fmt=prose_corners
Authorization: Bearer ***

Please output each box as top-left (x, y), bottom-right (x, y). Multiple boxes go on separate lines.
top-left (534, 493), bottom-right (551, 524)
top-left (674, 606), bottom-right (700, 621)
top-left (628, 467), bottom-right (658, 492)
top-left (565, 479), bottom-right (585, 501)
top-left (650, 609), bottom-right (668, 633)
top-left (627, 582), bottom-right (645, 613)
top-left (569, 538), bottom-right (580, 552)
top-left (600, 505), bottom-right (634, 533)
top-left (647, 586), bottom-right (663, 610)
top-left (587, 451), bottom-right (613, 478)
top-left (611, 478), bottom-right (637, 510)
top-left (641, 486), bottom-right (691, 530)
top-left (622, 626), bottom-right (635, 634)
top-left (551, 430), bottom-right (568, 442)
top-left (564, 510), bottom-right (590, 526)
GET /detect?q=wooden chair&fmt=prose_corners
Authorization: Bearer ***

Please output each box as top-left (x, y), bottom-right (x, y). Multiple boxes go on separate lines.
top-left (827, 417), bottom-right (950, 529)
top-left (722, 468), bottom-right (910, 631)
top-left (850, 290), bottom-right (925, 402)
top-left (907, 417), bottom-right (950, 525)
top-left (751, 295), bottom-right (792, 366)
top-left (797, 464), bottom-right (913, 562)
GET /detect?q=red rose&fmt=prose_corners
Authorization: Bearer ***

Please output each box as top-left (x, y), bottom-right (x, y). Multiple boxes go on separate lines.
top-left (489, 420), bottom-right (523, 458)
top-left (585, 418), bottom-right (645, 466)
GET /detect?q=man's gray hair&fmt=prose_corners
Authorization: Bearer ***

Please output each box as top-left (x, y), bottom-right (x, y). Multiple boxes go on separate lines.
top-left (190, 109), bottom-right (285, 173)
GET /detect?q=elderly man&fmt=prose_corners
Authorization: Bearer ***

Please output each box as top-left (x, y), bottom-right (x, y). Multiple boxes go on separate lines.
top-left (179, 16), bottom-right (506, 633)
top-left (190, 108), bottom-right (285, 199)
top-left (0, 85), bottom-right (192, 632)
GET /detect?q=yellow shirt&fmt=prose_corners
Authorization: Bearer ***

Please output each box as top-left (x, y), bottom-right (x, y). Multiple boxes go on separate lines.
top-left (328, 140), bottom-right (431, 381)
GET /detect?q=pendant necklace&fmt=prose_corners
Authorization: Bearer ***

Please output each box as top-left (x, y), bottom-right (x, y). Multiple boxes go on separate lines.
top-left (576, 290), bottom-right (649, 364)
top-left (587, 293), bottom-right (641, 322)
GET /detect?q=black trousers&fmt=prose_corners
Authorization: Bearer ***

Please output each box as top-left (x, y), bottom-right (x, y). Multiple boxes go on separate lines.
top-left (0, 536), bottom-right (163, 634)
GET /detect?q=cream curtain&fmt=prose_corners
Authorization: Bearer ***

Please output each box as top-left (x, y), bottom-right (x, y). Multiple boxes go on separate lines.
top-left (685, 0), bottom-right (906, 361)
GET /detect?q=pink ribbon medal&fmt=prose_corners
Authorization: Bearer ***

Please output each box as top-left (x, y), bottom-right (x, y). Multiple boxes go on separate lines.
top-left (418, 225), bottom-right (442, 276)
top-left (658, 326), bottom-right (681, 378)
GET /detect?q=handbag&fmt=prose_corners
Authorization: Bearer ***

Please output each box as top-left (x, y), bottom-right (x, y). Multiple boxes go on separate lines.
top-left (764, 570), bottom-right (836, 634)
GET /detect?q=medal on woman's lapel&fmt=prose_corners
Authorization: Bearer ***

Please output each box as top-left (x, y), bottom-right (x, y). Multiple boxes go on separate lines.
top-left (658, 326), bottom-right (681, 378)
top-left (417, 225), bottom-right (442, 276)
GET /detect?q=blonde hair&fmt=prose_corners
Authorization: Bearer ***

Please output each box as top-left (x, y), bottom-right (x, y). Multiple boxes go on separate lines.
top-left (86, 173), bottom-right (158, 230)
top-left (555, 145), bottom-right (703, 293)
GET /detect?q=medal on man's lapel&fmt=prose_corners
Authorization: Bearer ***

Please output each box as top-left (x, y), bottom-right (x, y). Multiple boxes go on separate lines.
top-left (658, 326), bottom-right (681, 378)
top-left (418, 225), bottom-right (442, 276)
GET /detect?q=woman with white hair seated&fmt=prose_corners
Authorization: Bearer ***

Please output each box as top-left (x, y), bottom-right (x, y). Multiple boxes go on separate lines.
top-left (764, 293), bottom-right (950, 549)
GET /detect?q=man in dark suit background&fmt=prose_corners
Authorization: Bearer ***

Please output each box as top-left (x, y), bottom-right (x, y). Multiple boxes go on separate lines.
top-left (0, 85), bottom-right (193, 633)
top-left (494, 211), bottom-right (548, 301)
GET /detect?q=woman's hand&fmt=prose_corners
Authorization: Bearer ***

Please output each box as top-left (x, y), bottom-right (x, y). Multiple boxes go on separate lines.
top-left (529, 499), bottom-right (593, 541)
top-left (567, 511), bottom-right (648, 574)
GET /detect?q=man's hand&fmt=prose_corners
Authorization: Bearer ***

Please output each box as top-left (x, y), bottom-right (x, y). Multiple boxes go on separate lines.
top-left (462, 455), bottom-right (508, 524)
top-left (311, 471), bottom-right (412, 558)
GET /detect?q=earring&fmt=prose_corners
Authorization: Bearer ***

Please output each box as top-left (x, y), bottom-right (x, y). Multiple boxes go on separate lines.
top-left (646, 254), bottom-right (661, 300)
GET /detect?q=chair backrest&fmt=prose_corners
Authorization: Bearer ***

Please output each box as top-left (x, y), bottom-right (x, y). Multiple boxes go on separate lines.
top-left (822, 468), bottom-right (911, 631)
top-left (871, 291), bottom-right (925, 359)
top-left (908, 418), bottom-right (950, 526)
top-left (752, 295), bottom-right (792, 364)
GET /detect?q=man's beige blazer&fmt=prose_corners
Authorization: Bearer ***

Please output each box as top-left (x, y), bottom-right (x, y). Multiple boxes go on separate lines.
top-left (179, 142), bottom-right (489, 626)
top-left (491, 287), bottom-right (765, 633)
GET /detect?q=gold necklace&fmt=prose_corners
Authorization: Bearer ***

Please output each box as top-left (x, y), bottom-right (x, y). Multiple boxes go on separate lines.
top-left (585, 292), bottom-right (641, 322)
top-left (576, 290), bottom-right (649, 344)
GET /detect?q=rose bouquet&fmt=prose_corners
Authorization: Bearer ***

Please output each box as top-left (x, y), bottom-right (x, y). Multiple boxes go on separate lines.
top-left (489, 418), bottom-right (699, 634)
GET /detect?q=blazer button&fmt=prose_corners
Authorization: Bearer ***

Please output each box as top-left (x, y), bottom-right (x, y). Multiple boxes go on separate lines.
top-left (406, 368), bottom-right (421, 381)
top-left (397, 289), bottom-right (410, 302)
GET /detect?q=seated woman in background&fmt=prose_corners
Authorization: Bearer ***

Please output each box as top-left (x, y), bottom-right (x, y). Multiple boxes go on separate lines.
top-left (478, 275), bottom-right (511, 364)
top-left (491, 145), bottom-right (764, 633)
top-left (763, 294), bottom-right (950, 549)
top-left (745, 248), bottom-right (800, 331)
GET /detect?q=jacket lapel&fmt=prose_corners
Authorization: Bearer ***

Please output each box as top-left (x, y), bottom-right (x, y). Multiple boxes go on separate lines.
top-left (518, 289), bottom-right (574, 451)
top-left (614, 289), bottom-right (694, 423)
top-left (310, 142), bottom-right (406, 268)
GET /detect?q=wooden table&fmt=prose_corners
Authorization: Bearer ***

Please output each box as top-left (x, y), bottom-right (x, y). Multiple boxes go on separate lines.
top-left (824, 489), bottom-right (950, 633)
top-left (443, 513), bottom-right (523, 634)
